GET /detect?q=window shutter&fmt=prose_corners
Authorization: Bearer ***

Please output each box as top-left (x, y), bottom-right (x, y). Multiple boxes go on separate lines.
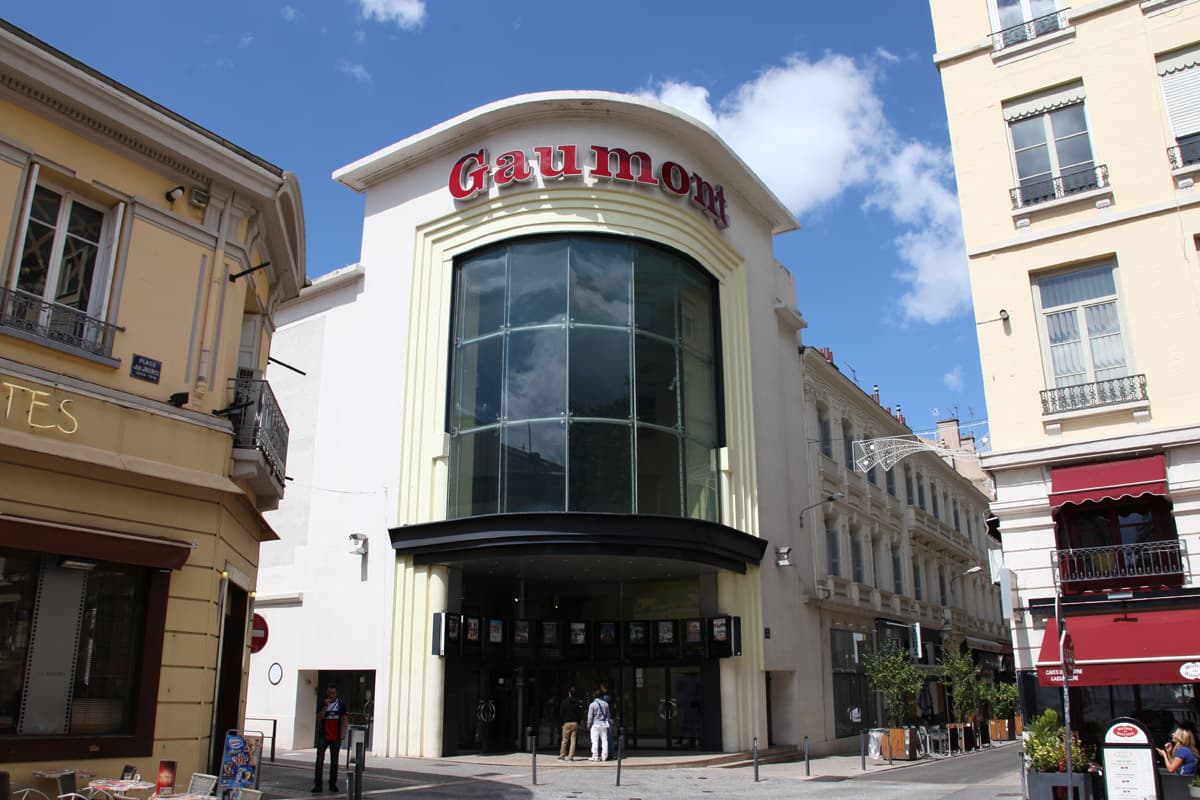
top-left (1002, 81), bottom-right (1086, 122)
top-left (1160, 59), bottom-right (1200, 139)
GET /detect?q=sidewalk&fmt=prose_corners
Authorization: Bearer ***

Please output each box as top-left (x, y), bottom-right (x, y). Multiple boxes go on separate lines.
top-left (271, 738), bottom-right (1019, 782)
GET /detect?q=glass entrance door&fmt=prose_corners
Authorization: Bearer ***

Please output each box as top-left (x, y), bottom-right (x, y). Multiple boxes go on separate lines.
top-left (622, 665), bottom-right (704, 750)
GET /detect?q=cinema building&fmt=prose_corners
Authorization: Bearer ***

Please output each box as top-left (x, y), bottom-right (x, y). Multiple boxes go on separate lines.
top-left (248, 91), bottom-right (1005, 757)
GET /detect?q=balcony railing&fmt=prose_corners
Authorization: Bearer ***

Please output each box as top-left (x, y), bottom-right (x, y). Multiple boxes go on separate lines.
top-left (0, 286), bottom-right (122, 358)
top-left (1167, 136), bottom-right (1200, 170)
top-left (1040, 373), bottom-right (1148, 415)
top-left (992, 9), bottom-right (1071, 50)
top-left (229, 376), bottom-right (289, 485)
top-left (1052, 540), bottom-right (1187, 591)
top-left (1010, 163), bottom-right (1108, 210)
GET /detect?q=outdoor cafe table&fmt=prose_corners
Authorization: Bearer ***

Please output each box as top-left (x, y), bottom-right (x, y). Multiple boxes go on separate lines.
top-left (87, 780), bottom-right (156, 797)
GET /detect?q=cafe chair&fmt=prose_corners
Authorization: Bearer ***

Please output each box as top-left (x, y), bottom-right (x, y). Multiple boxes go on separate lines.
top-left (184, 775), bottom-right (217, 796)
top-left (927, 725), bottom-right (950, 757)
top-left (13, 790), bottom-right (51, 800)
top-left (118, 771), bottom-right (135, 783)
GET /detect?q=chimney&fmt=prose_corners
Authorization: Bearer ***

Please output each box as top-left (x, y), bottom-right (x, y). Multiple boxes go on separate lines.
top-left (872, 384), bottom-right (880, 404)
top-left (895, 404), bottom-right (905, 425)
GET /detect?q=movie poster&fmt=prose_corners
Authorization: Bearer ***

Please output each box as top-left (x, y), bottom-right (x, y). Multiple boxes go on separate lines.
top-left (155, 761), bottom-right (177, 796)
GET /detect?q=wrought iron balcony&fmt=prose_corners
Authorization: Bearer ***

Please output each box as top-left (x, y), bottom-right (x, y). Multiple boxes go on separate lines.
top-left (0, 286), bottom-right (122, 358)
top-left (1040, 374), bottom-right (1147, 415)
top-left (1010, 164), bottom-right (1108, 210)
top-left (1052, 540), bottom-right (1187, 591)
top-left (992, 9), bottom-right (1071, 50)
top-left (229, 375), bottom-right (289, 487)
top-left (1167, 137), bottom-right (1200, 170)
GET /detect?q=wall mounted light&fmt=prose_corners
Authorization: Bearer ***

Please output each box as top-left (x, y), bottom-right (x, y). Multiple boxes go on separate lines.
top-left (165, 186), bottom-right (185, 203)
top-left (998, 309), bottom-right (1010, 321)
top-left (168, 392), bottom-right (189, 408)
top-left (775, 546), bottom-right (794, 567)
top-left (58, 557), bottom-right (96, 571)
top-left (348, 533), bottom-right (368, 556)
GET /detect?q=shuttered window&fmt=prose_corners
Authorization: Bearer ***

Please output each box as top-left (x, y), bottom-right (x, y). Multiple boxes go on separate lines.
top-left (1159, 46), bottom-right (1200, 168)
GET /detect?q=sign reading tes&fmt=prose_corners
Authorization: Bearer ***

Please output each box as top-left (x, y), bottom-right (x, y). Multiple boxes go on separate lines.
top-left (449, 144), bottom-right (730, 228)
top-left (2, 380), bottom-right (78, 435)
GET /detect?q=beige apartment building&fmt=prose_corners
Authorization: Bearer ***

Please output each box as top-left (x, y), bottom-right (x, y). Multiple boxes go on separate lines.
top-left (930, 0), bottom-right (1200, 748)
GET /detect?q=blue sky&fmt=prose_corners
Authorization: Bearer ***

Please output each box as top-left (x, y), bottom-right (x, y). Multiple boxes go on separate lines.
top-left (5, 1), bottom-right (990, 448)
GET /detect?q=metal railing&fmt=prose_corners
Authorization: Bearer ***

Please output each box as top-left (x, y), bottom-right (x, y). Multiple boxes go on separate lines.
top-left (242, 716), bottom-right (277, 761)
top-left (229, 376), bottom-right (289, 484)
top-left (1052, 540), bottom-right (1187, 589)
top-left (0, 286), bottom-right (122, 358)
top-left (1167, 140), bottom-right (1200, 170)
top-left (1040, 373), bottom-right (1148, 414)
top-left (992, 9), bottom-right (1071, 50)
top-left (1010, 163), bottom-right (1108, 209)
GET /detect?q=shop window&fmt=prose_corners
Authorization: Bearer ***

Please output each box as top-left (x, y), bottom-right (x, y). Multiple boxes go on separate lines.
top-left (4, 175), bottom-right (125, 360)
top-left (831, 629), bottom-right (875, 738)
top-left (0, 545), bottom-right (165, 757)
top-left (448, 235), bottom-right (721, 521)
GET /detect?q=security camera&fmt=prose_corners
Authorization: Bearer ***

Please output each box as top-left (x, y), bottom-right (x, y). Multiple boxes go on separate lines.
top-left (348, 533), bottom-right (368, 555)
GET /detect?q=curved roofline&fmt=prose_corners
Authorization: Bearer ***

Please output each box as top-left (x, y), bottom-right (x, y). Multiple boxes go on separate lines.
top-left (334, 90), bottom-right (798, 235)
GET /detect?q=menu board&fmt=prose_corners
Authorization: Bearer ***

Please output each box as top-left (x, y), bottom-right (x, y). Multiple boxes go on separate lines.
top-left (217, 732), bottom-right (263, 796)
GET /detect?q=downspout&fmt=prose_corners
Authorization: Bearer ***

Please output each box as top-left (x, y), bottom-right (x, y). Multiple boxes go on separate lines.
top-left (195, 194), bottom-right (233, 399)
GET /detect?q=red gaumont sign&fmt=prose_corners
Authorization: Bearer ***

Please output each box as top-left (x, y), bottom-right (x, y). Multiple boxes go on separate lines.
top-left (448, 144), bottom-right (729, 229)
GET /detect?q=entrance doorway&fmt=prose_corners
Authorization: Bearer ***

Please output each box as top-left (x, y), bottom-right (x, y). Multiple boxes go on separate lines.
top-left (621, 665), bottom-right (703, 749)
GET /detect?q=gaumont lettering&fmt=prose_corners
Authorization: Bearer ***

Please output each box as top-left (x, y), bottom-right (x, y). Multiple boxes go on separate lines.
top-left (448, 144), bottom-right (729, 228)
top-left (1, 381), bottom-right (78, 435)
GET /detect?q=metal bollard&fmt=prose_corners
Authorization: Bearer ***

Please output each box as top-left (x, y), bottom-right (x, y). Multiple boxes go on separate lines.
top-left (354, 741), bottom-right (364, 800)
top-left (753, 736), bottom-right (760, 782)
top-left (527, 726), bottom-right (537, 785)
top-left (345, 773), bottom-right (352, 800)
top-left (860, 729), bottom-right (866, 771)
top-left (804, 735), bottom-right (810, 777)
top-left (616, 726), bottom-right (624, 786)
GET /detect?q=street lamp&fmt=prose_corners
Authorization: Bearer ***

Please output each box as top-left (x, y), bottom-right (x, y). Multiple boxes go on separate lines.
top-left (798, 492), bottom-right (845, 526)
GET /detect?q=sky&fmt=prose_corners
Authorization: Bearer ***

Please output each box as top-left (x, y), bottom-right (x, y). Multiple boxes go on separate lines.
top-left (4, 1), bottom-right (991, 449)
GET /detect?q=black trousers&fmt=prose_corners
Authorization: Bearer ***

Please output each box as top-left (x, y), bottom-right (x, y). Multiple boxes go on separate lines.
top-left (314, 738), bottom-right (340, 787)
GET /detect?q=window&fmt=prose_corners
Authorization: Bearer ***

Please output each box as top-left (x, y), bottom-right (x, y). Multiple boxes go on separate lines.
top-left (448, 236), bottom-right (721, 520)
top-left (842, 419), bottom-right (854, 467)
top-left (0, 545), bottom-right (167, 758)
top-left (905, 467), bottom-right (914, 506)
top-left (1158, 46), bottom-right (1200, 168)
top-left (931, 481), bottom-right (940, 518)
top-left (953, 501), bottom-right (962, 532)
top-left (892, 549), bottom-right (904, 595)
top-left (886, 467), bottom-right (896, 496)
top-left (818, 407), bottom-right (833, 458)
top-left (1005, 84), bottom-right (1099, 208)
top-left (917, 475), bottom-right (927, 511)
top-left (4, 173), bottom-right (124, 359)
top-left (826, 522), bottom-right (841, 577)
top-left (992, 0), bottom-right (1065, 48)
top-left (851, 533), bottom-right (865, 584)
top-left (914, 562), bottom-right (924, 601)
top-left (1035, 263), bottom-right (1128, 388)
top-left (939, 568), bottom-right (948, 606)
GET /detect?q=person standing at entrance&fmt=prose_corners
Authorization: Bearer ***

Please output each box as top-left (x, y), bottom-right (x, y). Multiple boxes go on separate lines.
top-left (587, 689), bottom-right (611, 761)
top-left (600, 682), bottom-right (616, 759)
top-left (313, 685), bottom-right (347, 792)
top-left (558, 687), bottom-right (583, 761)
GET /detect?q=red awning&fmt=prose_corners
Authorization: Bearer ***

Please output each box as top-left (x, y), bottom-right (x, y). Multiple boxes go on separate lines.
top-left (1048, 454), bottom-right (1167, 508)
top-left (1036, 612), bottom-right (1200, 687)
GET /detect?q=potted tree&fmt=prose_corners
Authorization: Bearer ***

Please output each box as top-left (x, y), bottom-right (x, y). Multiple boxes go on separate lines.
top-left (981, 681), bottom-right (1018, 741)
top-left (1024, 709), bottom-right (1094, 799)
top-left (938, 649), bottom-right (979, 752)
top-left (1190, 774), bottom-right (1200, 799)
top-left (863, 641), bottom-right (924, 760)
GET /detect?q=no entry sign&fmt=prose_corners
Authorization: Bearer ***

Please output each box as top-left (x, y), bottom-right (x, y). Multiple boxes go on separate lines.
top-left (250, 613), bottom-right (269, 653)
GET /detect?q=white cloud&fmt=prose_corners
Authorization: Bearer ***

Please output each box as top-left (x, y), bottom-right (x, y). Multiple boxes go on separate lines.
top-left (281, 5), bottom-right (298, 21)
top-left (238, 33), bottom-right (254, 49)
top-left (338, 62), bottom-right (372, 82)
top-left (875, 46), bottom-right (900, 63)
top-left (354, 30), bottom-right (366, 45)
top-left (943, 366), bottom-right (965, 392)
top-left (642, 53), bottom-right (969, 325)
top-left (358, 0), bottom-right (426, 30)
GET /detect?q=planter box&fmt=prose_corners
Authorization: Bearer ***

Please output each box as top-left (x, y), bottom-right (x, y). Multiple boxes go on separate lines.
top-left (1015, 715), bottom-right (1024, 737)
top-left (1026, 769), bottom-right (1095, 800)
top-left (872, 727), bottom-right (920, 761)
top-left (989, 719), bottom-right (1013, 741)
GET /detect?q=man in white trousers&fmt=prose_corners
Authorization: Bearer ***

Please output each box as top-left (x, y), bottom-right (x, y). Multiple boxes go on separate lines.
top-left (586, 688), bottom-right (611, 761)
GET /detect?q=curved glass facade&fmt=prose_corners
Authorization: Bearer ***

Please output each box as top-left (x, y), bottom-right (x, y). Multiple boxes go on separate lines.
top-left (448, 235), bottom-right (721, 521)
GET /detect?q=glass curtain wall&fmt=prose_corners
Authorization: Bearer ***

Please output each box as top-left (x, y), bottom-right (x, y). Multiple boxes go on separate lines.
top-left (448, 235), bottom-right (722, 521)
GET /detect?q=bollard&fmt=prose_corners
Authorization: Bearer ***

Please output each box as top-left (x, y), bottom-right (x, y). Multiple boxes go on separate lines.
top-left (1019, 744), bottom-right (1027, 800)
top-left (804, 735), bottom-right (810, 777)
top-left (860, 729), bottom-right (866, 771)
top-left (527, 726), bottom-right (537, 786)
top-left (354, 741), bottom-right (364, 800)
top-left (346, 773), bottom-right (353, 800)
top-left (753, 736), bottom-right (760, 782)
top-left (616, 726), bottom-right (624, 786)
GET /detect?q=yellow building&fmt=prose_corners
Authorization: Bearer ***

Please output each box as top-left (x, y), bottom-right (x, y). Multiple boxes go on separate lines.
top-left (0, 19), bottom-right (303, 780)
top-left (930, 0), bottom-right (1200, 745)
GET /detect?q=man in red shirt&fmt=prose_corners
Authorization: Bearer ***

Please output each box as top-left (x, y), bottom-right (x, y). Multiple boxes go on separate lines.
top-left (312, 685), bottom-right (347, 792)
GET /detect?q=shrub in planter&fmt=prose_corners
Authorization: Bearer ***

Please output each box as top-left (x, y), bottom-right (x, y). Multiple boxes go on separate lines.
top-left (863, 642), bottom-right (923, 760)
top-left (981, 682), bottom-right (1018, 741)
top-left (939, 649), bottom-right (980, 749)
top-left (1025, 709), bottom-right (1090, 773)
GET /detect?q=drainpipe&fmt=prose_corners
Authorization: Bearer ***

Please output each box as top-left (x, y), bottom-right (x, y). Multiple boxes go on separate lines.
top-left (195, 194), bottom-right (232, 398)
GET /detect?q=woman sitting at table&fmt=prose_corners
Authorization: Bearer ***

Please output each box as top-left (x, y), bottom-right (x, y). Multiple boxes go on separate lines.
top-left (1157, 727), bottom-right (1197, 776)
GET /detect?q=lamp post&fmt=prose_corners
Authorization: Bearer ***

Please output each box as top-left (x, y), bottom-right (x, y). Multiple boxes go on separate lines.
top-left (799, 492), bottom-right (846, 525)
